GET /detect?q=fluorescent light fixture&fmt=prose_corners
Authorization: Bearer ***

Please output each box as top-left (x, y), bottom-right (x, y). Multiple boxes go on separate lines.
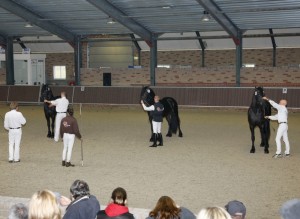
top-left (24, 23), bottom-right (33, 28)
top-left (162, 5), bottom-right (173, 9)
top-left (107, 17), bottom-right (116, 24)
top-left (201, 11), bottom-right (210, 22)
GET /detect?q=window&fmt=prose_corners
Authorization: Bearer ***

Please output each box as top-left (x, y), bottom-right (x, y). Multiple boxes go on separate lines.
top-left (53, 65), bottom-right (66, 79)
top-left (242, 63), bottom-right (256, 68)
top-left (157, 64), bottom-right (171, 68)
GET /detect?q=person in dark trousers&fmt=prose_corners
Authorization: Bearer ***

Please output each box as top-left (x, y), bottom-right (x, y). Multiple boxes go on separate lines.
top-left (97, 187), bottom-right (134, 219)
top-left (141, 95), bottom-right (164, 147)
top-left (60, 106), bottom-right (82, 167)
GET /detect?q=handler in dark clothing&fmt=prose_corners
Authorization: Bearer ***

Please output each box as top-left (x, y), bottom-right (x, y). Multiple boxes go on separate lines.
top-left (141, 95), bottom-right (164, 147)
top-left (97, 187), bottom-right (134, 219)
top-left (63, 179), bottom-right (100, 219)
top-left (60, 106), bottom-right (81, 167)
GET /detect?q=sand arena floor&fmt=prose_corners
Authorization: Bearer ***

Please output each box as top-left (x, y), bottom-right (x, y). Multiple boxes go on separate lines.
top-left (0, 104), bottom-right (300, 219)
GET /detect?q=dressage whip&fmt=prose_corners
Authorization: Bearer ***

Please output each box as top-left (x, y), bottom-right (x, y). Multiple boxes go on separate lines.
top-left (80, 139), bottom-right (84, 167)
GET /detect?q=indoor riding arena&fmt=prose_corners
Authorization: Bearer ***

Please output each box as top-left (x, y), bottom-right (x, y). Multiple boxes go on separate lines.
top-left (0, 86), bottom-right (300, 219)
top-left (1, 1), bottom-right (300, 218)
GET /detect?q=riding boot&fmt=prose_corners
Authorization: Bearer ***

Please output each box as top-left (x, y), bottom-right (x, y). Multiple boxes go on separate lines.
top-left (150, 134), bottom-right (157, 147)
top-left (158, 133), bottom-right (163, 146)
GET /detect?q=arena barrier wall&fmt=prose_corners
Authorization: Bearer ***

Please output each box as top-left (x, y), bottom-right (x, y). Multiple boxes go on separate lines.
top-left (0, 85), bottom-right (299, 108)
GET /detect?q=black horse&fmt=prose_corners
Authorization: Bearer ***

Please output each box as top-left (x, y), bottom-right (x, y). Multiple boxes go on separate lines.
top-left (140, 86), bottom-right (183, 141)
top-left (40, 84), bottom-right (59, 138)
top-left (248, 86), bottom-right (271, 153)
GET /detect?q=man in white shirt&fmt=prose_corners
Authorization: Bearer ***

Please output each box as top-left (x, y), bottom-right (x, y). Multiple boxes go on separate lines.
top-left (45, 91), bottom-right (69, 142)
top-left (263, 96), bottom-right (290, 158)
top-left (4, 102), bottom-right (26, 163)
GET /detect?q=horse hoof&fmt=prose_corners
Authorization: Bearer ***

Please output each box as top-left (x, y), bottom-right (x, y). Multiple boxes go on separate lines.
top-left (166, 133), bottom-right (172, 137)
top-left (264, 149), bottom-right (269, 154)
top-left (179, 133), bottom-right (183, 137)
top-left (250, 149), bottom-right (255, 153)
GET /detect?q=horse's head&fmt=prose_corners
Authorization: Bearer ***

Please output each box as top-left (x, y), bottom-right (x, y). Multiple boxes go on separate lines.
top-left (140, 86), bottom-right (155, 107)
top-left (40, 84), bottom-right (54, 102)
top-left (252, 86), bottom-right (265, 106)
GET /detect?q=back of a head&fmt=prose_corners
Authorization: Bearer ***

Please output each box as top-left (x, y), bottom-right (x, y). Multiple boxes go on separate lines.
top-left (70, 179), bottom-right (90, 200)
top-left (225, 200), bottom-right (246, 219)
top-left (10, 102), bottom-right (18, 110)
top-left (150, 196), bottom-right (180, 219)
top-left (28, 190), bottom-right (61, 219)
top-left (197, 207), bottom-right (231, 219)
top-left (111, 187), bottom-right (127, 206)
top-left (8, 203), bottom-right (28, 219)
top-left (67, 106), bottom-right (74, 116)
top-left (280, 199), bottom-right (300, 219)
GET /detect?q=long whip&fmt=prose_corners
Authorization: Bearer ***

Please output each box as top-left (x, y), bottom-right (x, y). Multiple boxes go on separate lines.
top-left (80, 139), bottom-right (83, 167)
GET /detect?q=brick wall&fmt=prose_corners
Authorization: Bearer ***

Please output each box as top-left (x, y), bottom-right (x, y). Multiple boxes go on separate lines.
top-left (79, 66), bottom-right (300, 87)
top-left (1, 48), bottom-right (300, 86)
top-left (45, 53), bottom-right (75, 85)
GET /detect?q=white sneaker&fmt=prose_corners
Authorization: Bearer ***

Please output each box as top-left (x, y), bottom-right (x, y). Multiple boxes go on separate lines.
top-left (272, 154), bottom-right (282, 158)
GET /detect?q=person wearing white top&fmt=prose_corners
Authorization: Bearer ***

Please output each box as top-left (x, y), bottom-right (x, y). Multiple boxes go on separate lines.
top-left (45, 91), bottom-right (69, 142)
top-left (263, 96), bottom-right (290, 158)
top-left (4, 102), bottom-right (26, 163)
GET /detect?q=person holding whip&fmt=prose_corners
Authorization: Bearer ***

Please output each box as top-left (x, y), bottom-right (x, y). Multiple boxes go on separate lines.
top-left (60, 106), bottom-right (82, 167)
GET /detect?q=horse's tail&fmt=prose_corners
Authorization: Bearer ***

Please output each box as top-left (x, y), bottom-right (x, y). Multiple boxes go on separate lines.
top-left (264, 119), bottom-right (271, 140)
top-left (168, 98), bottom-right (180, 134)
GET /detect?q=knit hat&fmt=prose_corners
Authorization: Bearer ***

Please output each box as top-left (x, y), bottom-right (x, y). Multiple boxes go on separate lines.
top-left (225, 200), bottom-right (246, 218)
top-left (280, 199), bottom-right (300, 219)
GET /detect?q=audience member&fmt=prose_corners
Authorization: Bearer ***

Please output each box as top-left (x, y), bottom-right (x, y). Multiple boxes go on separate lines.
top-left (197, 207), bottom-right (231, 219)
top-left (8, 203), bottom-right (28, 219)
top-left (280, 198), bottom-right (300, 219)
top-left (97, 187), bottom-right (134, 219)
top-left (63, 179), bottom-right (100, 219)
top-left (225, 200), bottom-right (246, 219)
top-left (146, 196), bottom-right (196, 219)
top-left (28, 189), bottom-right (61, 219)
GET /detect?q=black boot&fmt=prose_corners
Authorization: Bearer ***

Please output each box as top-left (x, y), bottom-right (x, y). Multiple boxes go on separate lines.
top-left (66, 162), bottom-right (75, 167)
top-left (158, 133), bottom-right (163, 146)
top-left (150, 134), bottom-right (157, 147)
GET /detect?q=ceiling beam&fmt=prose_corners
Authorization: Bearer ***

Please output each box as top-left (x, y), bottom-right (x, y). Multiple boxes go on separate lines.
top-left (0, 0), bottom-right (75, 43)
top-left (86, 0), bottom-right (152, 42)
top-left (195, 0), bottom-right (240, 44)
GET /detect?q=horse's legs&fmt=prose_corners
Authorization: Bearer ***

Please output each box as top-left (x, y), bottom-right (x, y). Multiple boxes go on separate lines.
top-left (177, 120), bottom-right (183, 137)
top-left (165, 114), bottom-right (172, 137)
top-left (46, 116), bottom-right (51, 138)
top-left (259, 126), bottom-right (269, 154)
top-left (51, 115), bottom-right (55, 138)
top-left (250, 126), bottom-right (256, 153)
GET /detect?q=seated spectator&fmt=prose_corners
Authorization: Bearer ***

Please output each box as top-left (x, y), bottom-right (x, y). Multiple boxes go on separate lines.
top-left (97, 187), bottom-right (134, 219)
top-left (197, 207), bottom-right (231, 219)
top-left (28, 189), bottom-right (61, 219)
top-left (63, 179), bottom-right (100, 219)
top-left (280, 198), bottom-right (300, 219)
top-left (146, 196), bottom-right (196, 219)
top-left (225, 200), bottom-right (246, 219)
top-left (8, 203), bottom-right (28, 219)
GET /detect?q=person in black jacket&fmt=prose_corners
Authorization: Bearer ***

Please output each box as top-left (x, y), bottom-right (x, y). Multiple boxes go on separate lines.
top-left (97, 187), bottom-right (134, 219)
top-left (141, 96), bottom-right (164, 147)
top-left (63, 179), bottom-right (100, 219)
